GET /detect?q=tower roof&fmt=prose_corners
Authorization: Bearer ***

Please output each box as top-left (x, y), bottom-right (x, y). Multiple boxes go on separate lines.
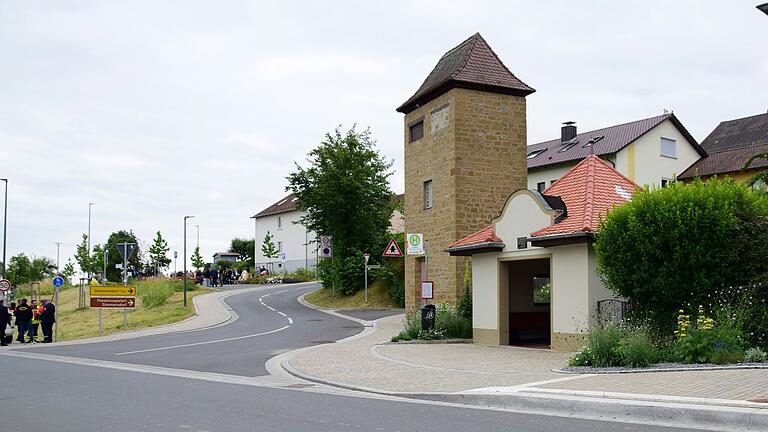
top-left (396, 33), bottom-right (535, 114)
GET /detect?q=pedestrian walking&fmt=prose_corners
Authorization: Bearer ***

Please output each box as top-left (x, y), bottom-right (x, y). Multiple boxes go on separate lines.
top-left (0, 299), bottom-right (10, 346)
top-left (40, 298), bottom-right (55, 343)
top-left (14, 298), bottom-right (33, 343)
top-left (31, 299), bottom-right (42, 343)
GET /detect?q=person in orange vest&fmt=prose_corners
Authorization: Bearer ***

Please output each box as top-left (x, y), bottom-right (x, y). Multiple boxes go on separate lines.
top-left (30, 299), bottom-right (43, 343)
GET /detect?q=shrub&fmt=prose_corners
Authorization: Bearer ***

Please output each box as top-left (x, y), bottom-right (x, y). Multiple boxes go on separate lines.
top-left (674, 306), bottom-right (745, 364)
top-left (595, 178), bottom-right (768, 333)
top-left (457, 258), bottom-right (472, 320)
top-left (588, 324), bottom-right (623, 367)
top-left (745, 347), bottom-right (768, 363)
top-left (138, 279), bottom-right (175, 308)
top-left (617, 329), bottom-right (660, 368)
top-left (392, 304), bottom-right (472, 341)
top-left (568, 347), bottom-right (593, 367)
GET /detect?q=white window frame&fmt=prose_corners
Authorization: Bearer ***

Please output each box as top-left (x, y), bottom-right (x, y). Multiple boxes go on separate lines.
top-left (660, 137), bottom-right (677, 158)
top-left (277, 241), bottom-right (283, 253)
top-left (277, 216), bottom-right (282, 229)
top-left (424, 180), bottom-right (433, 209)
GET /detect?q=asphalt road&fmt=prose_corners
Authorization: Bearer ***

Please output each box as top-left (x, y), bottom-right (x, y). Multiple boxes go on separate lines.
top-left (0, 355), bottom-right (693, 432)
top-left (21, 283), bottom-right (363, 376)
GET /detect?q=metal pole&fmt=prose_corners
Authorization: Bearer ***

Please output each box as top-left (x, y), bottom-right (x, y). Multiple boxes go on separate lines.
top-left (123, 243), bottom-right (127, 327)
top-left (365, 264), bottom-right (368, 304)
top-left (1, 179), bottom-right (7, 279)
top-left (195, 224), bottom-right (199, 248)
top-left (184, 216), bottom-right (194, 307)
top-left (87, 202), bottom-right (95, 280)
top-left (55, 242), bottom-right (62, 274)
top-left (98, 308), bottom-right (102, 335)
top-left (103, 249), bottom-right (108, 282)
top-left (54, 286), bottom-right (59, 341)
top-left (423, 240), bottom-right (428, 307)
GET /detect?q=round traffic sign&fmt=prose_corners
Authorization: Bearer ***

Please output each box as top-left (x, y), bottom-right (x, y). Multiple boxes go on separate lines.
top-left (0, 279), bottom-right (10, 292)
top-left (52, 276), bottom-right (65, 288)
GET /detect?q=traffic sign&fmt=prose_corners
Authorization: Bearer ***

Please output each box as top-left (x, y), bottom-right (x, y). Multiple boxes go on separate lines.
top-left (116, 243), bottom-right (137, 260)
top-left (406, 233), bottom-right (424, 255)
top-left (174, 250), bottom-right (178, 259)
top-left (366, 264), bottom-right (381, 269)
top-left (52, 276), bottom-right (65, 288)
top-left (0, 279), bottom-right (10, 292)
top-left (319, 235), bottom-right (333, 258)
top-left (90, 297), bottom-right (136, 308)
top-left (382, 239), bottom-right (404, 257)
top-left (90, 285), bottom-right (136, 296)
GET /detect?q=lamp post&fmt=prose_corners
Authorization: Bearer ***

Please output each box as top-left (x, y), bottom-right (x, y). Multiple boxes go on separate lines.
top-left (183, 215), bottom-right (195, 307)
top-left (194, 224), bottom-right (200, 248)
top-left (1, 178), bottom-right (7, 279)
top-left (54, 242), bottom-right (62, 274)
top-left (87, 202), bottom-right (95, 279)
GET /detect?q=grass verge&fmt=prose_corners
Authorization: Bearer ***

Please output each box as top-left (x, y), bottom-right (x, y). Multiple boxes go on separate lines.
top-left (15, 278), bottom-right (215, 341)
top-left (304, 280), bottom-right (401, 309)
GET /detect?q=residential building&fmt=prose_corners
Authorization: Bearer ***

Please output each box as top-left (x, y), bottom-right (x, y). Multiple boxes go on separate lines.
top-left (212, 252), bottom-right (240, 264)
top-left (527, 114), bottom-right (706, 191)
top-left (251, 194), bottom-right (316, 273)
top-left (250, 193), bottom-right (404, 273)
top-left (397, 33), bottom-right (534, 311)
top-left (447, 156), bottom-right (639, 350)
top-left (678, 112), bottom-right (768, 185)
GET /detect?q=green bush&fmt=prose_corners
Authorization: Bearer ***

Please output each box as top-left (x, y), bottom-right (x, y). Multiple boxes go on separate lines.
top-left (745, 347), bottom-right (768, 363)
top-left (674, 306), bottom-right (745, 364)
top-left (595, 178), bottom-right (768, 334)
top-left (138, 279), bottom-right (175, 309)
top-left (588, 324), bottom-right (623, 367)
top-left (391, 304), bottom-right (472, 341)
top-left (568, 347), bottom-right (593, 367)
top-left (457, 258), bottom-right (472, 320)
top-left (617, 329), bottom-right (660, 368)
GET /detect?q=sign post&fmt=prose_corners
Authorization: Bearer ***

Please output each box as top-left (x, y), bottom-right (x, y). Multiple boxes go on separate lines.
top-left (406, 234), bottom-right (427, 306)
top-left (52, 276), bottom-right (64, 341)
top-left (363, 253), bottom-right (370, 304)
top-left (115, 242), bottom-right (137, 327)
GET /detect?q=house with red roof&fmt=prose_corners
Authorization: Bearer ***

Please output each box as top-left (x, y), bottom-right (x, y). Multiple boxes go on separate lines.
top-left (446, 155), bottom-right (639, 350)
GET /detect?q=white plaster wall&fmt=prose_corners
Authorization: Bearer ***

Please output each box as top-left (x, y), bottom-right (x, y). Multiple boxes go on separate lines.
top-left (472, 253), bottom-right (499, 330)
top-left (494, 190), bottom-right (554, 251)
top-left (254, 210), bottom-right (317, 270)
top-left (527, 165), bottom-right (574, 190)
top-left (630, 119), bottom-right (702, 188)
top-left (551, 243), bottom-right (590, 334)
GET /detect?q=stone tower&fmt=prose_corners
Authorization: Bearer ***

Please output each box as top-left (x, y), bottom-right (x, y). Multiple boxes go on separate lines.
top-left (397, 33), bottom-right (534, 310)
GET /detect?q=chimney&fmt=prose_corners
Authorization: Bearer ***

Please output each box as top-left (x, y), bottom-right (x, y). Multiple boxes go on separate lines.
top-left (561, 121), bottom-right (577, 142)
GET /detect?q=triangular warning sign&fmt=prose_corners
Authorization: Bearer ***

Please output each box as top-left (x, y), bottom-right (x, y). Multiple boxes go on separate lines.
top-left (382, 239), bottom-right (404, 257)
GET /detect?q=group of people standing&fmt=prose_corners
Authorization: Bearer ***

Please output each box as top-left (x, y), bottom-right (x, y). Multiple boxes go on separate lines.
top-left (0, 297), bottom-right (56, 346)
top-left (194, 268), bottom-right (247, 287)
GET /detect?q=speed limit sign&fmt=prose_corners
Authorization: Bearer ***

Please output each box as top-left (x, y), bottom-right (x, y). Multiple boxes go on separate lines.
top-left (0, 279), bottom-right (11, 292)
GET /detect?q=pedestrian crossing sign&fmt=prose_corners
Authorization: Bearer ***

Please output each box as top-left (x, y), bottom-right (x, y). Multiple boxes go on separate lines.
top-left (382, 239), bottom-right (404, 258)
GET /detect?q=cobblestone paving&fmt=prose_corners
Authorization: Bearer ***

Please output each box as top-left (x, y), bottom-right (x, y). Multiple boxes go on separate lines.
top-left (537, 369), bottom-right (768, 401)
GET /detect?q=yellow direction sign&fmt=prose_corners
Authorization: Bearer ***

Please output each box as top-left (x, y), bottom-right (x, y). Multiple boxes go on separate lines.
top-left (89, 285), bottom-right (137, 297)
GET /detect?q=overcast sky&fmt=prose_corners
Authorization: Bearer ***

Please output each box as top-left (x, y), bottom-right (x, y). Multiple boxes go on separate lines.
top-left (1, 1), bottom-right (766, 272)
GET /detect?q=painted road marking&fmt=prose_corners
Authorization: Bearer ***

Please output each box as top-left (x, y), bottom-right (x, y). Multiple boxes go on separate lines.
top-left (114, 325), bottom-right (291, 356)
top-left (277, 311), bottom-right (286, 317)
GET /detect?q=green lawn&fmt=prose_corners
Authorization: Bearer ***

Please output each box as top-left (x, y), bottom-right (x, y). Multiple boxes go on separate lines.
top-left (304, 281), bottom-right (401, 309)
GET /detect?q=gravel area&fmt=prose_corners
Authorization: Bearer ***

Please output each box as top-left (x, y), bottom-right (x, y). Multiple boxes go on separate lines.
top-left (557, 361), bottom-right (768, 374)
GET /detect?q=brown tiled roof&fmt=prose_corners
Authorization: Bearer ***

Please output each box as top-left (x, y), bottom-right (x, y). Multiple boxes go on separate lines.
top-left (252, 193), bottom-right (298, 218)
top-left (678, 143), bottom-right (768, 179)
top-left (396, 33), bottom-right (534, 114)
top-left (697, 112), bottom-right (768, 153)
top-left (531, 156), bottom-right (639, 237)
top-left (678, 113), bottom-right (768, 179)
top-left (527, 114), bottom-right (705, 170)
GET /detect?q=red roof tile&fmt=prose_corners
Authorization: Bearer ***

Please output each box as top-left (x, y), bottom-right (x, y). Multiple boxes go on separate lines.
top-left (397, 33), bottom-right (534, 114)
top-left (447, 224), bottom-right (501, 249)
top-left (531, 156), bottom-right (639, 237)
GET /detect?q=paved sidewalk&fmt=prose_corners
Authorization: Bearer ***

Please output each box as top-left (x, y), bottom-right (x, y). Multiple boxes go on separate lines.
top-left (285, 312), bottom-right (768, 430)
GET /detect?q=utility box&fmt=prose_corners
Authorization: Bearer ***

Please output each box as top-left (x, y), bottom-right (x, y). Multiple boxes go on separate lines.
top-left (421, 304), bottom-right (436, 331)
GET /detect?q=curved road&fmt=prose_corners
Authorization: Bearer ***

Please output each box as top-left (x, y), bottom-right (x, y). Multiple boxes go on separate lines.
top-left (24, 282), bottom-right (370, 376)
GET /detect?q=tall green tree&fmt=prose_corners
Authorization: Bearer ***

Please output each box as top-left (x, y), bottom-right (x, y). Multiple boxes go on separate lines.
top-left (229, 238), bottom-right (255, 268)
top-left (91, 244), bottom-right (105, 279)
top-left (191, 246), bottom-right (205, 271)
top-left (74, 234), bottom-right (91, 276)
top-left (148, 231), bottom-right (172, 276)
top-left (261, 231), bottom-right (278, 270)
top-left (104, 230), bottom-right (142, 282)
top-left (287, 126), bottom-right (394, 294)
top-left (62, 258), bottom-right (76, 280)
top-left (7, 254), bottom-right (56, 285)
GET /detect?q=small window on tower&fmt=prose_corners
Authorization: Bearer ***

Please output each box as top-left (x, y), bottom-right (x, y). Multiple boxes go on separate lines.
top-left (409, 121), bottom-right (424, 142)
top-left (537, 182), bottom-right (546, 192)
top-left (424, 180), bottom-right (433, 209)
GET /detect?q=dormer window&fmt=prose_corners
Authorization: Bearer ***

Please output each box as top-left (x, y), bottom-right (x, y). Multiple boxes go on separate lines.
top-left (527, 148), bottom-right (546, 159)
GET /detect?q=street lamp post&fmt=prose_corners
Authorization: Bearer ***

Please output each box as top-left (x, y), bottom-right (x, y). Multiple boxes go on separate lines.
top-left (54, 242), bottom-right (62, 274)
top-left (1, 178), bottom-right (7, 279)
top-left (87, 202), bottom-right (95, 279)
top-left (194, 224), bottom-right (200, 248)
top-left (183, 216), bottom-right (195, 307)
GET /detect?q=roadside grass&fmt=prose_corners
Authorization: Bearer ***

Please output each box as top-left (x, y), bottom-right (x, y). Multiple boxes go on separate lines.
top-left (304, 280), bottom-right (401, 309)
top-left (14, 278), bottom-right (215, 341)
